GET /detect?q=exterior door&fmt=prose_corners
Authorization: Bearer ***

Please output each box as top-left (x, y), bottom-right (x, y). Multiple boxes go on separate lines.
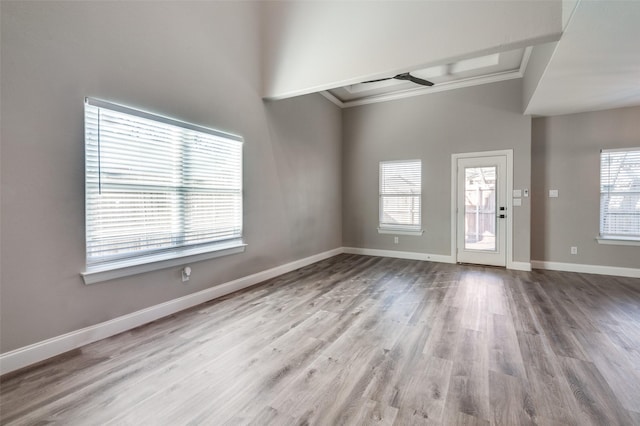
top-left (456, 155), bottom-right (507, 266)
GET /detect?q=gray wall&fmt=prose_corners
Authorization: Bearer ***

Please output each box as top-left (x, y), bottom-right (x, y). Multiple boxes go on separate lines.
top-left (0, 1), bottom-right (342, 353)
top-left (342, 79), bottom-right (532, 263)
top-left (531, 106), bottom-right (640, 268)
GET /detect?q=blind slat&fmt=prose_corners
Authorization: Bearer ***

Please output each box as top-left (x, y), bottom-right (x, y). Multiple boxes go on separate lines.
top-left (379, 160), bottom-right (422, 229)
top-left (600, 149), bottom-right (640, 238)
top-left (85, 98), bottom-right (243, 266)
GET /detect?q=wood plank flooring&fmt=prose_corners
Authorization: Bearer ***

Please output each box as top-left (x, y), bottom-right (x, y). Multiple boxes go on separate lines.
top-left (1, 254), bottom-right (639, 425)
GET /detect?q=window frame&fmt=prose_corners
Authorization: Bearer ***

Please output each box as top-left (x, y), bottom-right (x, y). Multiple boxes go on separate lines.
top-left (597, 147), bottom-right (640, 246)
top-left (378, 159), bottom-right (424, 236)
top-left (82, 98), bottom-right (246, 284)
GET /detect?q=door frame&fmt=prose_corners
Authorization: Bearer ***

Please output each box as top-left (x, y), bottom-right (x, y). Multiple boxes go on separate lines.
top-left (451, 149), bottom-right (514, 268)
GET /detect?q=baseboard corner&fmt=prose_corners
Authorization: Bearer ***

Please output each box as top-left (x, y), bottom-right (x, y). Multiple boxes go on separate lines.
top-left (509, 261), bottom-right (532, 272)
top-left (0, 246), bottom-right (344, 376)
top-left (342, 247), bottom-right (454, 264)
top-left (531, 260), bottom-right (640, 278)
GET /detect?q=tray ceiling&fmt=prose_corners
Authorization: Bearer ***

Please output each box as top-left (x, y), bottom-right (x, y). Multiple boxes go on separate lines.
top-left (323, 47), bottom-right (530, 108)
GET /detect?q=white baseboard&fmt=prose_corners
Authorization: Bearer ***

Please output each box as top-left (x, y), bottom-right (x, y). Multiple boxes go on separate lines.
top-left (343, 247), bottom-right (455, 264)
top-left (509, 261), bottom-right (532, 272)
top-left (531, 260), bottom-right (640, 278)
top-left (0, 247), bottom-right (343, 376)
top-left (15, 248), bottom-right (609, 375)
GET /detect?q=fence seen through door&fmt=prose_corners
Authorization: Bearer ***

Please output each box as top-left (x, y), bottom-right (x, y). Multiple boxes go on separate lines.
top-left (464, 166), bottom-right (497, 252)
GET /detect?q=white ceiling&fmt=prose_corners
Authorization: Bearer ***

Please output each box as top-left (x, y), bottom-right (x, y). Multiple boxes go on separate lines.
top-left (324, 48), bottom-right (530, 108)
top-left (262, 1), bottom-right (562, 100)
top-left (316, 0), bottom-right (640, 116)
top-left (524, 0), bottom-right (640, 116)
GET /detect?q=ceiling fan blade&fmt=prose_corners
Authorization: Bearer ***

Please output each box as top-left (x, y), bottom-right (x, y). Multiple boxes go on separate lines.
top-left (405, 74), bottom-right (434, 86)
top-left (392, 72), bottom-right (411, 81)
top-left (363, 77), bottom-right (394, 83)
top-left (363, 72), bottom-right (434, 87)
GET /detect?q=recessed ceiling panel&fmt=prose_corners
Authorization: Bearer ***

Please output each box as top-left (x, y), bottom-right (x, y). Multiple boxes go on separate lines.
top-left (326, 48), bottom-right (529, 107)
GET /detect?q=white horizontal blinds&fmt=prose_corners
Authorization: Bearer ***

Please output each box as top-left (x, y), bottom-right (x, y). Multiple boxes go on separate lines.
top-left (600, 148), bottom-right (640, 239)
top-left (85, 99), bottom-right (243, 266)
top-left (379, 160), bottom-right (421, 229)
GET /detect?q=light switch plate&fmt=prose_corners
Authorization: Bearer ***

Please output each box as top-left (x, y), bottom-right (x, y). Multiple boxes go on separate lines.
top-left (513, 189), bottom-right (522, 198)
top-left (513, 198), bottom-right (522, 206)
top-left (549, 189), bottom-right (559, 198)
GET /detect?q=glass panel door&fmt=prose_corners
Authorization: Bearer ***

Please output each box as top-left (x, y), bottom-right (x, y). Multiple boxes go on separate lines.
top-left (456, 154), bottom-right (507, 267)
top-left (464, 166), bottom-right (497, 251)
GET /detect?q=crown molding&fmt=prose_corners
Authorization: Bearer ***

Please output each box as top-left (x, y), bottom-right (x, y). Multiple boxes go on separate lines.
top-left (322, 47), bottom-right (533, 109)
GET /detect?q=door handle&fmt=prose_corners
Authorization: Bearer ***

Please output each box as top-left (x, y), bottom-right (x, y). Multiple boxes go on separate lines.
top-left (498, 214), bottom-right (506, 219)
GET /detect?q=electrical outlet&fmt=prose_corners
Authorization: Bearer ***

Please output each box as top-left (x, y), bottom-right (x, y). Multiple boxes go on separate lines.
top-left (394, 236), bottom-right (399, 244)
top-left (570, 246), bottom-right (577, 255)
top-left (182, 266), bottom-right (192, 282)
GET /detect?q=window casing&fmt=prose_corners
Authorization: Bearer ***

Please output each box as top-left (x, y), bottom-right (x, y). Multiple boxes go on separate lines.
top-left (84, 98), bottom-right (244, 275)
top-left (379, 160), bottom-right (422, 234)
top-left (599, 148), bottom-right (640, 241)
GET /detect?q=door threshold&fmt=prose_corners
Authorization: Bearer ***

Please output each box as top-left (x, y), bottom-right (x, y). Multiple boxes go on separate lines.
top-left (457, 262), bottom-right (506, 269)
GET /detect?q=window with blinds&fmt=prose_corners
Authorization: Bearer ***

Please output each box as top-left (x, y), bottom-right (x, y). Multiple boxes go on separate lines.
top-left (379, 160), bottom-right (422, 232)
top-left (85, 98), bottom-right (243, 269)
top-left (600, 148), bottom-right (640, 240)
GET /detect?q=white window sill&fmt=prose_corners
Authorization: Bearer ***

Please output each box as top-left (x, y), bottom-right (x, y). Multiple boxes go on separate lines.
top-left (81, 241), bottom-right (247, 285)
top-left (377, 227), bottom-right (424, 236)
top-left (596, 237), bottom-right (640, 247)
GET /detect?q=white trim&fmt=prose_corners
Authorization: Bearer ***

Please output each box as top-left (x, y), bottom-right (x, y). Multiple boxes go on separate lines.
top-left (510, 261), bottom-right (532, 272)
top-left (596, 237), bottom-right (640, 247)
top-left (318, 48), bottom-right (532, 110)
top-left (82, 243), bottom-right (247, 285)
top-left (600, 147), bottom-right (640, 153)
top-left (343, 247), bottom-right (455, 264)
top-left (0, 247), bottom-right (343, 375)
top-left (86, 97), bottom-right (243, 142)
top-left (0, 245), bottom-right (541, 375)
top-left (518, 46), bottom-right (533, 76)
top-left (270, 43), bottom-right (535, 105)
top-left (378, 159), bottom-right (422, 234)
top-left (531, 260), bottom-right (640, 279)
top-left (504, 152), bottom-right (515, 270)
top-left (451, 150), bottom-right (514, 269)
top-left (319, 91), bottom-right (345, 108)
top-left (341, 70), bottom-right (522, 108)
top-left (377, 228), bottom-right (424, 236)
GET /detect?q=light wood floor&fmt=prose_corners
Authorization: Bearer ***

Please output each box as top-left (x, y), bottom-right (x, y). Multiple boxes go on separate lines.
top-left (1, 254), bottom-right (640, 425)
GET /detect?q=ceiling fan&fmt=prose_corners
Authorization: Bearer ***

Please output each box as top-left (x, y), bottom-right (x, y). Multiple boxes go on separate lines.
top-left (363, 72), bottom-right (434, 87)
